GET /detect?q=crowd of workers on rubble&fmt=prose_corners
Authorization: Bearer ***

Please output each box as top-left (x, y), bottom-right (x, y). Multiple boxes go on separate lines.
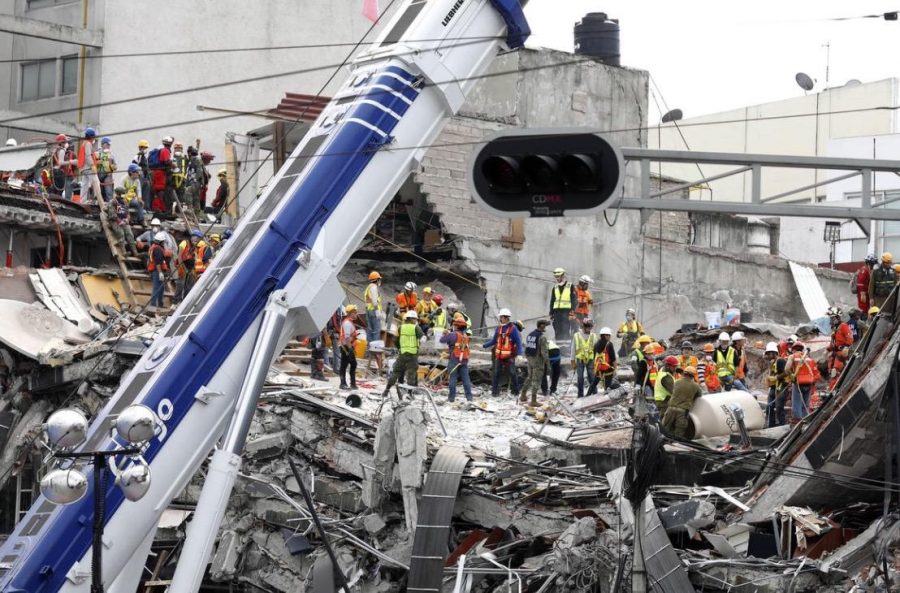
top-left (2, 132), bottom-right (239, 309)
top-left (312, 262), bottom-right (885, 440)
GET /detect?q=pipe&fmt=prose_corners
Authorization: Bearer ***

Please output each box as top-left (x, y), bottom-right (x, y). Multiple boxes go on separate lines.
top-left (5, 229), bottom-right (12, 268)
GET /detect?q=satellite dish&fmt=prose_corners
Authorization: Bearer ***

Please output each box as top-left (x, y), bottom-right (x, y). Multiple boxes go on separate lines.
top-left (795, 72), bottom-right (815, 91)
top-left (40, 468), bottom-right (88, 505)
top-left (661, 109), bottom-right (683, 123)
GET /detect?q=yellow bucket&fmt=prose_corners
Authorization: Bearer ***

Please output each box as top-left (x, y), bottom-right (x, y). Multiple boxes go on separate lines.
top-left (354, 338), bottom-right (368, 359)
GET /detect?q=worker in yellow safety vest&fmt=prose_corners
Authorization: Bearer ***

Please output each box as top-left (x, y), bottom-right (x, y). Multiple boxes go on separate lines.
top-left (383, 310), bottom-right (425, 396)
top-left (654, 355), bottom-right (678, 418)
top-left (549, 268), bottom-right (576, 342)
top-left (364, 270), bottom-right (383, 342)
top-left (617, 308), bottom-right (644, 356)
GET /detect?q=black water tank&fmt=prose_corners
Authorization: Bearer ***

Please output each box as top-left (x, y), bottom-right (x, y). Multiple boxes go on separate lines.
top-left (574, 12), bottom-right (620, 66)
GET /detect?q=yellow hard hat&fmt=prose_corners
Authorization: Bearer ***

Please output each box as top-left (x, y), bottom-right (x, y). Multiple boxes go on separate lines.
top-left (637, 334), bottom-right (652, 345)
top-left (869, 306), bottom-right (881, 315)
top-left (643, 343), bottom-right (656, 355)
top-left (138, 139), bottom-right (149, 149)
top-left (209, 233), bottom-right (221, 242)
top-left (423, 286), bottom-right (432, 293)
top-left (682, 366), bottom-right (697, 377)
top-left (345, 304), bottom-right (358, 313)
top-left (883, 252), bottom-right (894, 264)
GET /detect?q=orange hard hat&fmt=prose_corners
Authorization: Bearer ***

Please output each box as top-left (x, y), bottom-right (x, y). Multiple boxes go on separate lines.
top-left (368, 271), bottom-right (381, 281)
top-left (702, 343), bottom-right (715, 353)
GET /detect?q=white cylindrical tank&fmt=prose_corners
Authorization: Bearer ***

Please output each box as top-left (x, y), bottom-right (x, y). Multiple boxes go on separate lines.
top-left (689, 390), bottom-right (765, 438)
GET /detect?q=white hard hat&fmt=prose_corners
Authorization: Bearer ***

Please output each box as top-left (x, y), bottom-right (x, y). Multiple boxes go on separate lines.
top-left (5, 138), bottom-right (17, 147)
top-left (599, 326), bottom-right (612, 335)
top-left (731, 331), bottom-right (745, 341)
top-left (446, 302), bottom-right (459, 310)
top-left (553, 268), bottom-right (565, 276)
top-left (404, 281), bottom-right (416, 291)
top-left (765, 341), bottom-right (779, 354)
top-left (404, 310), bottom-right (418, 320)
top-left (627, 308), bottom-right (636, 315)
top-left (579, 275), bottom-right (592, 284)
top-left (153, 232), bottom-right (166, 242)
top-left (788, 334), bottom-right (798, 342)
top-left (718, 332), bottom-right (731, 342)
top-left (150, 218), bottom-right (161, 226)
top-left (498, 308), bottom-right (512, 317)
top-left (162, 135), bottom-right (174, 144)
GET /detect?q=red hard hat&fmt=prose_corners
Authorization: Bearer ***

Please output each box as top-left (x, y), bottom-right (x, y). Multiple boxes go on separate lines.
top-left (792, 341), bottom-right (805, 350)
top-left (433, 294), bottom-right (443, 305)
top-left (664, 355), bottom-right (679, 367)
top-left (55, 133), bottom-right (67, 142)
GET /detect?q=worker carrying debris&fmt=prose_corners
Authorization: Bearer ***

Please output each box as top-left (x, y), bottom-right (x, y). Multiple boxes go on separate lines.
top-left (826, 306), bottom-right (854, 390)
top-left (483, 308), bottom-right (523, 397)
top-left (661, 365), bottom-right (702, 438)
top-left (339, 304), bottom-right (360, 390)
top-left (440, 313), bottom-right (474, 402)
top-left (868, 252), bottom-right (896, 309)
top-left (549, 268), bottom-right (576, 342)
top-left (617, 307), bottom-right (644, 356)
top-left (384, 310), bottom-right (425, 396)
top-left (764, 341), bottom-right (789, 427)
top-left (522, 319), bottom-right (550, 406)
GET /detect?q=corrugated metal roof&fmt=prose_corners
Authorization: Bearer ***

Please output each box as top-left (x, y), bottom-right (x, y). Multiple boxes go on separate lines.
top-left (789, 261), bottom-right (830, 321)
top-left (268, 93), bottom-right (331, 122)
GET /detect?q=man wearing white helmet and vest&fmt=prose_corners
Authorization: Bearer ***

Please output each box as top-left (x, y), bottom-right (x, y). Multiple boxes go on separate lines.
top-left (483, 308), bottom-right (523, 397)
top-left (549, 268), bottom-right (576, 342)
top-left (764, 341), bottom-right (789, 427)
top-left (574, 275), bottom-right (593, 323)
top-left (730, 331), bottom-right (749, 391)
top-left (396, 281), bottom-right (418, 316)
top-left (589, 326), bottom-right (619, 393)
top-left (383, 310), bottom-right (425, 396)
top-left (715, 332), bottom-right (739, 390)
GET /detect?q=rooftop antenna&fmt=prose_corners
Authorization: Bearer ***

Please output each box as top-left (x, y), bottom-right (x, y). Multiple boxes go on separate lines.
top-left (661, 108), bottom-right (683, 123)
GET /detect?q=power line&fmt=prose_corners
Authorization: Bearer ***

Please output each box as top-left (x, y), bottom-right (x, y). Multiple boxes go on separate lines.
top-left (0, 35), bottom-right (504, 65)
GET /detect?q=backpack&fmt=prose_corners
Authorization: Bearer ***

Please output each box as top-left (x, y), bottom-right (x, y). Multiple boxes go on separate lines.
top-left (147, 148), bottom-right (163, 169)
top-left (850, 269), bottom-right (859, 294)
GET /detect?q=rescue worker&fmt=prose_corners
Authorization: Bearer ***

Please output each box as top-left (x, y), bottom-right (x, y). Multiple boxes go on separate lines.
top-left (77, 128), bottom-right (103, 204)
top-left (396, 281), bottom-right (418, 316)
top-left (868, 252), bottom-right (896, 309)
top-left (522, 319), bottom-right (550, 406)
top-left (123, 164), bottom-right (145, 224)
top-left (571, 318), bottom-right (597, 398)
top-left (446, 302), bottom-right (472, 335)
top-left (309, 331), bottom-right (327, 381)
top-left (617, 308), bottom-right (644, 356)
top-left (698, 343), bottom-right (720, 393)
top-left (764, 341), bottom-right (789, 427)
top-left (440, 313), bottom-right (474, 402)
top-left (730, 331), bottom-right (749, 391)
top-left (210, 168), bottom-right (229, 217)
top-left (384, 310), bottom-right (425, 395)
top-left (339, 304), bottom-right (360, 390)
top-left (199, 151), bottom-right (214, 210)
top-left (132, 139), bottom-right (151, 210)
top-left (639, 342), bottom-right (659, 401)
top-left (590, 326), bottom-right (619, 392)
top-left (430, 295), bottom-right (448, 334)
top-left (777, 334), bottom-right (798, 358)
top-left (541, 339), bottom-right (562, 396)
top-left (677, 341), bottom-right (699, 378)
top-left (364, 271), bottom-right (383, 342)
top-left (150, 136), bottom-right (174, 214)
top-left (848, 307), bottom-right (865, 343)
top-left (787, 341), bottom-right (819, 421)
top-left (148, 233), bottom-right (168, 308)
top-left (662, 366), bottom-right (702, 439)
top-left (483, 308), bottom-right (523, 397)
top-left (175, 230), bottom-right (198, 302)
top-left (826, 306), bottom-right (853, 389)
top-left (109, 188), bottom-right (138, 256)
top-left (416, 287), bottom-right (438, 330)
top-left (631, 335), bottom-right (653, 397)
top-left (574, 275), bottom-right (593, 323)
top-left (171, 142), bottom-right (187, 210)
top-left (136, 218), bottom-right (177, 259)
top-left (97, 136), bottom-right (117, 202)
top-left (654, 355), bottom-right (679, 419)
top-left (549, 268), bottom-right (576, 342)
top-left (51, 133), bottom-right (75, 200)
top-left (194, 231), bottom-right (212, 276)
top-left (715, 332), bottom-right (738, 391)
top-left (183, 145), bottom-right (204, 215)
top-left (869, 306), bottom-right (880, 324)
top-left (855, 254), bottom-right (877, 313)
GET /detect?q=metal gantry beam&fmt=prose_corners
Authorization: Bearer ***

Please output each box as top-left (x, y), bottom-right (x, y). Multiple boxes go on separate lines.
top-left (619, 148), bottom-right (900, 235)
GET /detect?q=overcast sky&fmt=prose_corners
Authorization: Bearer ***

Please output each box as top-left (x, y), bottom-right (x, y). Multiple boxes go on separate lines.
top-left (522, 1), bottom-right (900, 121)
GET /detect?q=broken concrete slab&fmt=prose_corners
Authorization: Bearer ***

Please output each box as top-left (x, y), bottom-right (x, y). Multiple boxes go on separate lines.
top-left (660, 499), bottom-right (717, 535)
top-left (0, 299), bottom-right (91, 359)
top-left (245, 430), bottom-right (293, 460)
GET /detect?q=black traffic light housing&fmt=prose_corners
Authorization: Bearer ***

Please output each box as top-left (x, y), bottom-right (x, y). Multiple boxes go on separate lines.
top-left (468, 129), bottom-right (624, 218)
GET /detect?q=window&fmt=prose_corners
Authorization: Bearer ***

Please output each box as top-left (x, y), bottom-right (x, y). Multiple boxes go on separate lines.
top-left (61, 55), bottom-right (78, 95)
top-left (21, 59), bottom-right (56, 101)
top-left (25, 0), bottom-right (80, 9)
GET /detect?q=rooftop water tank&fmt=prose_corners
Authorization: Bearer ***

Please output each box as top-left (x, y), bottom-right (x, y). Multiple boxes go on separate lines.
top-left (574, 12), bottom-right (620, 66)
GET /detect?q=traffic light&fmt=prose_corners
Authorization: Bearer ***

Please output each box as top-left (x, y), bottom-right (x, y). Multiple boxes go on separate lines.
top-left (468, 129), bottom-right (624, 218)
